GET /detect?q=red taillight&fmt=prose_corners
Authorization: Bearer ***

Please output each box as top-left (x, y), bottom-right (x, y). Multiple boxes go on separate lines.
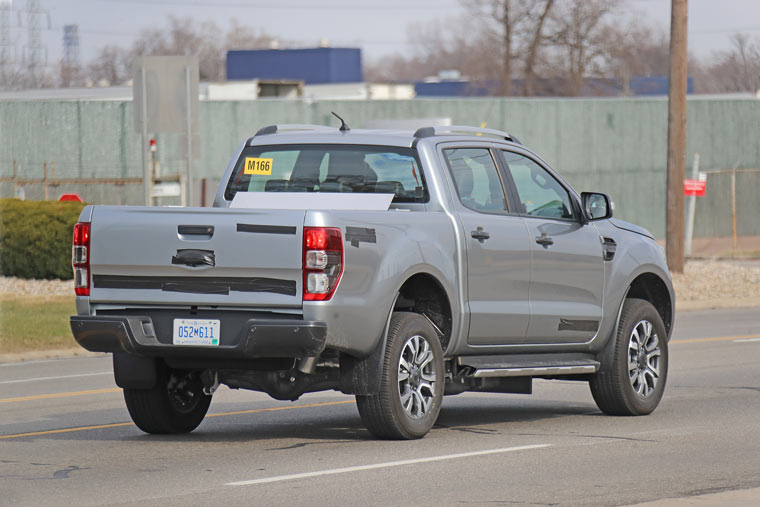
top-left (303, 227), bottom-right (343, 301)
top-left (72, 222), bottom-right (91, 296)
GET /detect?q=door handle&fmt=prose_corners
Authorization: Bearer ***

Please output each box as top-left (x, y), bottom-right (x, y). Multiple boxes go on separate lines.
top-left (535, 235), bottom-right (554, 247)
top-left (471, 228), bottom-right (490, 242)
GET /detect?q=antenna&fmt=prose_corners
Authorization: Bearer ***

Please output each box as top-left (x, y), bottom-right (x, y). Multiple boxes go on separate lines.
top-left (331, 111), bottom-right (350, 132)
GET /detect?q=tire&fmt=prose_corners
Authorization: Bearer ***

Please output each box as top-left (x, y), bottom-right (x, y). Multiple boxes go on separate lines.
top-left (123, 364), bottom-right (212, 434)
top-left (590, 298), bottom-right (668, 416)
top-left (356, 312), bottom-right (444, 440)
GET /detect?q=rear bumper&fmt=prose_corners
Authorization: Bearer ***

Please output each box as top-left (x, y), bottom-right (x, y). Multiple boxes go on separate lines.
top-left (70, 315), bottom-right (327, 359)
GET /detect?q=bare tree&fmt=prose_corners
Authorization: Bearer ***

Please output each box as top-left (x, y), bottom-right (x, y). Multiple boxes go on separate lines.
top-left (462, 0), bottom-right (556, 95)
top-left (522, 0), bottom-right (555, 95)
top-left (366, 16), bottom-right (498, 84)
top-left (595, 18), bottom-right (670, 94)
top-left (698, 34), bottom-right (760, 93)
top-left (546, 0), bottom-right (620, 96)
top-left (58, 59), bottom-right (86, 88)
top-left (86, 45), bottom-right (129, 85)
top-left (78, 17), bottom-right (274, 86)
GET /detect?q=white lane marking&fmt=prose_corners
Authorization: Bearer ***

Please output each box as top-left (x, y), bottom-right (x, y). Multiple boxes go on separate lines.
top-left (734, 338), bottom-right (760, 343)
top-left (0, 356), bottom-right (106, 367)
top-left (226, 444), bottom-right (551, 487)
top-left (0, 372), bottom-right (111, 384)
top-left (0, 359), bottom-right (64, 367)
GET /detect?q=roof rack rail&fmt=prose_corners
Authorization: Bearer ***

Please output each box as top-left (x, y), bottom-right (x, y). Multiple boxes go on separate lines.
top-left (413, 125), bottom-right (520, 144)
top-left (254, 124), bottom-right (336, 137)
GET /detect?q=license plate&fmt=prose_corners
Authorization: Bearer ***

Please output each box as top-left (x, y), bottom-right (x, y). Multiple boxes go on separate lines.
top-left (172, 319), bottom-right (221, 346)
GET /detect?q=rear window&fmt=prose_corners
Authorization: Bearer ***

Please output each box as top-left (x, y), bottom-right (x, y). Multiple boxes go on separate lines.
top-left (224, 144), bottom-right (428, 203)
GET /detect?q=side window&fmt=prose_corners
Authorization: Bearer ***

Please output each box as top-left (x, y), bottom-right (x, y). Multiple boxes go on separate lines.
top-left (503, 151), bottom-right (575, 220)
top-left (444, 148), bottom-right (508, 212)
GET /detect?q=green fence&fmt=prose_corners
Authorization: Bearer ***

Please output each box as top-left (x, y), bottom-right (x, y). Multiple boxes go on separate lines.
top-left (2, 96), bottom-right (759, 238)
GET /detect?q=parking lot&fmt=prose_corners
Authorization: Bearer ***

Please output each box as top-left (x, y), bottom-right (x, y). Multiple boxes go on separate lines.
top-left (1, 306), bottom-right (759, 506)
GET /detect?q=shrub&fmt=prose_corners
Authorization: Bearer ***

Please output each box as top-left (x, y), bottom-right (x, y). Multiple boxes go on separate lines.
top-left (0, 199), bottom-right (87, 279)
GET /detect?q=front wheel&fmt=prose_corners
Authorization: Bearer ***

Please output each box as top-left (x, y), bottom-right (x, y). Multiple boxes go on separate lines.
top-left (590, 298), bottom-right (668, 416)
top-left (123, 364), bottom-right (212, 434)
top-left (356, 312), bottom-right (444, 439)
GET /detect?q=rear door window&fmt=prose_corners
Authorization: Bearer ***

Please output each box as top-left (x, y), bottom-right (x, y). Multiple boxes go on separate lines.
top-left (443, 148), bottom-right (509, 213)
top-left (225, 144), bottom-right (427, 203)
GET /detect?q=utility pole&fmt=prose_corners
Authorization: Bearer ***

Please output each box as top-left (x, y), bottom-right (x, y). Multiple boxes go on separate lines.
top-left (666, 0), bottom-right (688, 273)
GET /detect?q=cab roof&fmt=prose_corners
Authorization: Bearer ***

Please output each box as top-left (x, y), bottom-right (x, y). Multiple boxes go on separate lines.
top-left (246, 124), bottom-right (521, 149)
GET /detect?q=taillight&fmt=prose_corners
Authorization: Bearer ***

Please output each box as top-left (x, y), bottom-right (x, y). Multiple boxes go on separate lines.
top-left (72, 222), bottom-right (91, 296)
top-left (303, 227), bottom-right (343, 301)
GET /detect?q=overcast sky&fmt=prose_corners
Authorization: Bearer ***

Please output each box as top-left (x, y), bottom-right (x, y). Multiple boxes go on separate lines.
top-left (5, 0), bottom-right (760, 70)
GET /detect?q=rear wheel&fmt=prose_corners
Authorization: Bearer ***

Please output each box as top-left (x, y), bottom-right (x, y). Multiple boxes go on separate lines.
top-left (590, 298), bottom-right (668, 416)
top-left (356, 312), bottom-right (444, 439)
top-left (123, 364), bottom-right (211, 434)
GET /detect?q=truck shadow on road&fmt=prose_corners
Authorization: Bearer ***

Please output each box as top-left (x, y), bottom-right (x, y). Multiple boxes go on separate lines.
top-left (98, 397), bottom-right (599, 445)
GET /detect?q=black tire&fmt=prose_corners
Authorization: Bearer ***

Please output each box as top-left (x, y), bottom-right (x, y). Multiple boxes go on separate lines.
top-left (590, 298), bottom-right (668, 416)
top-left (356, 312), bottom-right (444, 440)
top-left (123, 364), bottom-right (212, 434)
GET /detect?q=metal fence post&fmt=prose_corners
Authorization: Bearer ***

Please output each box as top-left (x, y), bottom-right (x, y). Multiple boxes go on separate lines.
top-left (185, 64), bottom-right (193, 207)
top-left (43, 162), bottom-right (48, 200)
top-left (684, 152), bottom-right (699, 257)
top-left (731, 167), bottom-right (737, 254)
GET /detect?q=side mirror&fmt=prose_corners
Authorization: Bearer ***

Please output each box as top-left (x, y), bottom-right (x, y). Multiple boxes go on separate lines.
top-left (581, 192), bottom-right (613, 221)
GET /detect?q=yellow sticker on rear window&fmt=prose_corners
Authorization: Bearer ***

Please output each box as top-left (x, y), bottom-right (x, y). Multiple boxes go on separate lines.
top-left (243, 157), bottom-right (273, 175)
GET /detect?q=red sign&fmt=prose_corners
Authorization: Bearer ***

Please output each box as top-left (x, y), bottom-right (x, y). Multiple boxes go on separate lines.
top-left (684, 179), bottom-right (706, 197)
top-left (59, 193), bottom-right (83, 202)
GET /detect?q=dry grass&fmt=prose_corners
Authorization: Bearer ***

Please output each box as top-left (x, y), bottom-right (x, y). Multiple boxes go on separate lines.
top-left (0, 295), bottom-right (77, 353)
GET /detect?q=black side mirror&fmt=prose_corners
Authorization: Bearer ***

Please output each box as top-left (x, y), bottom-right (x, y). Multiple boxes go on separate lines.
top-left (581, 192), bottom-right (613, 221)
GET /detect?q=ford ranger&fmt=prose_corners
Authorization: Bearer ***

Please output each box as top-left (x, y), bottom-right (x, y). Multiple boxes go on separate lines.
top-left (70, 123), bottom-right (674, 440)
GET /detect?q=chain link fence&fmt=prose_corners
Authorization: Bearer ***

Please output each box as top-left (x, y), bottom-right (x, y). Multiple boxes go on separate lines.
top-left (0, 162), bottom-right (220, 206)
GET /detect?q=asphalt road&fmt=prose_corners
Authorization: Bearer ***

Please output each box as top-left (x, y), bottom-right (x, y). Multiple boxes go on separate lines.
top-left (2, 307), bottom-right (759, 507)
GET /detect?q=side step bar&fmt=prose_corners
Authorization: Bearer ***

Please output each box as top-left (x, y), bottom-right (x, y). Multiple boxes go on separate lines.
top-left (472, 364), bottom-right (598, 378)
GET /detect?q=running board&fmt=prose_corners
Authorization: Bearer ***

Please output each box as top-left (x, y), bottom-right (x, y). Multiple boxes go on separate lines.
top-left (472, 364), bottom-right (598, 378)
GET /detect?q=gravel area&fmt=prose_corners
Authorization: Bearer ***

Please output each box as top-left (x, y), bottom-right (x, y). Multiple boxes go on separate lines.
top-left (671, 259), bottom-right (760, 302)
top-left (1, 259), bottom-right (759, 303)
top-left (0, 277), bottom-right (73, 296)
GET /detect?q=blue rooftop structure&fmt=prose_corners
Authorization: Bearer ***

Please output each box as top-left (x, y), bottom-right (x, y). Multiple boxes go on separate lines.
top-left (414, 81), bottom-right (498, 97)
top-left (226, 48), bottom-right (363, 84)
top-left (629, 76), bottom-right (695, 95)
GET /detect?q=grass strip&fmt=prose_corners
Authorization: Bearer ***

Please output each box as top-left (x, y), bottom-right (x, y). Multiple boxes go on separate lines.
top-left (0, 295), bottom-right (76, 353)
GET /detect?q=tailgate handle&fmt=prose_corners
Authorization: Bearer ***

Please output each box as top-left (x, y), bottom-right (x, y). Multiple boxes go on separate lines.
top-left (171, 249), bottom-right (215, 267)
top-left (178, 225), bottom-right (214, 238)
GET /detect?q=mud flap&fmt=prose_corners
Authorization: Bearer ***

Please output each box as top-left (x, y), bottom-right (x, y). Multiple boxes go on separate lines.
top-left (113, 352), bottom-right (158, 389)
top-left (339, 334), bottom-right (387, 395)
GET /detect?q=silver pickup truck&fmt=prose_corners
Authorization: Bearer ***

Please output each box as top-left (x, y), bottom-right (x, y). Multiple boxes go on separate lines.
top-left (71, 123), bottom-right (674, 440)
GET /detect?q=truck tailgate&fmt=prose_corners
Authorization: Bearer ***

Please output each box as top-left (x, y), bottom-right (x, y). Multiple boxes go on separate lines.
top-left (88, 206), bottom-right (305, 308)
